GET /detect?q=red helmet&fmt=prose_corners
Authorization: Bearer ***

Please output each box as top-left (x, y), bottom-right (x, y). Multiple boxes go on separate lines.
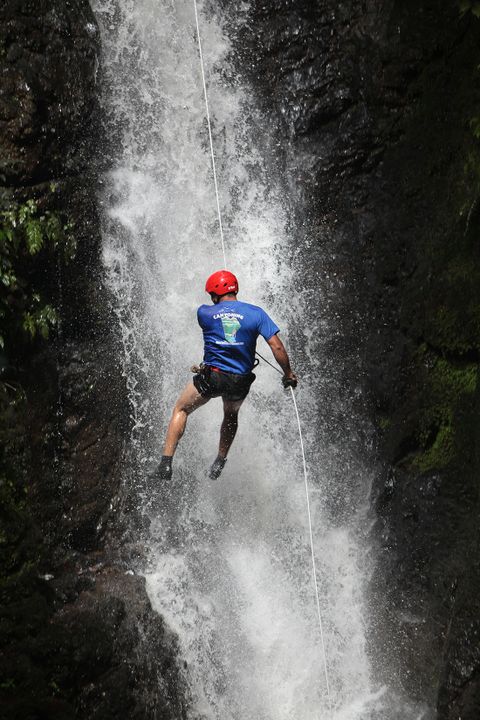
top-left (205, 270), bottom-right (239, 296)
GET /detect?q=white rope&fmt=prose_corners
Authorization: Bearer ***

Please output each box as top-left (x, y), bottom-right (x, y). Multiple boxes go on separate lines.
top-left (289, 387), bottom-right (333, 713)
top-left (193, 0), bottom-right (227, 267)
top-left (192, 0), bottom-right (332, 713)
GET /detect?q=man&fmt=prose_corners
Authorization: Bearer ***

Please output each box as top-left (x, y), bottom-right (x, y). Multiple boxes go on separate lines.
top-left (156, 270), bottom-right (297, 481)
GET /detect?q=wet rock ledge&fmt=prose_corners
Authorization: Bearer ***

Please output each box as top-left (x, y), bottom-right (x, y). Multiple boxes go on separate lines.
top-left (0, 2), bottom-right (185, 718)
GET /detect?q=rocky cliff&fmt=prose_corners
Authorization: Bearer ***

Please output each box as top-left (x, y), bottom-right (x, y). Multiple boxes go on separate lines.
top-left (0, 2), bottom-right (185, 717)
top-left (229, 0), bottom-right (480, 716)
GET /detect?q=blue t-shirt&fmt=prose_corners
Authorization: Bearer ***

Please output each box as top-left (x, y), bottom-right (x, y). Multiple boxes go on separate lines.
top-left (197, 300), bottom-right (280, 374)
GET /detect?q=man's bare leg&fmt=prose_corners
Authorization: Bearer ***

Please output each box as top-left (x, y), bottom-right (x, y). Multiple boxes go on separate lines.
top-left (163, 381), bottom-right (209, 457)
top-left (219, 398), bottom-right (244, 457)
top-left (209, 398), bottom-right (244, 479)
top-left (156, 382), bottom-right (209, 480)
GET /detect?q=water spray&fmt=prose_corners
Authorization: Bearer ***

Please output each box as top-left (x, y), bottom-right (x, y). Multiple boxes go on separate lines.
top-left (192, 0), bottom-right (333, 713)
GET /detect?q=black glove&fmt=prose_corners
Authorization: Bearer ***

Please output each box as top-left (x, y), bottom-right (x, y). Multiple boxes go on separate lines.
top-left (282, 374), bottom-right (298, 389)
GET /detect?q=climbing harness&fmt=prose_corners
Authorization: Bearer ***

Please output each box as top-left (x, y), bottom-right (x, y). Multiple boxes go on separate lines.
top-left (192, 0), bottom-right (333, 713)
top-left (191, 358), bottom-right (259, 375)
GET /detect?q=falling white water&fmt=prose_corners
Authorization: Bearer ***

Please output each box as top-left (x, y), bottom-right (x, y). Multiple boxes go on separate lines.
top-left (92, 1), bottom-right (431, 719)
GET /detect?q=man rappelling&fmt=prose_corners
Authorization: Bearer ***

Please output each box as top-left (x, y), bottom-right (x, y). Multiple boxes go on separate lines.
top-left (154, 270), bottom-right (298, 481)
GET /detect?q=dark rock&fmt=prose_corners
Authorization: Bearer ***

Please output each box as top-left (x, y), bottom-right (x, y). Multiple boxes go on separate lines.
top-left (0, 1), bottom-right (185, 718)
top-left (223, 0), bottom-right (480, 715)
top-left (0, 565), bottom-right (186, 720)
top-left (0, 0), bottom-right (98, 186)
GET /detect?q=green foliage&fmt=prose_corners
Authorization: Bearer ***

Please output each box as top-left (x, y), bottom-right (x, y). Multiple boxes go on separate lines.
top-left (0, 199), bottom-right (75, 351)
top-left (459, 0), bottom-right (480, 18)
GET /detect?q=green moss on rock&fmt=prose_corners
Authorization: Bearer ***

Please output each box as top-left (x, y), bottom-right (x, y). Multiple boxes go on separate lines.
top-left (412, 354), bottom-right (478, 472)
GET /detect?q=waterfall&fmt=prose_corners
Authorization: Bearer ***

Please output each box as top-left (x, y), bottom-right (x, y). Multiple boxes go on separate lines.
top-left (92, 1), bottom-right (431, 718)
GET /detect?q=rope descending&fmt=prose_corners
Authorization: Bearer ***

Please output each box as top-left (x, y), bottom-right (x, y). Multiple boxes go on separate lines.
top-left (289, 387), bottom-right (333, 713)
top-left (193, 0), bottom-right (227, 267)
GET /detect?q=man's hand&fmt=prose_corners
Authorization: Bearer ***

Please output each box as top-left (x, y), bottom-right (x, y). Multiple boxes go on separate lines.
top-left (282, 371), bottom-right (298, 389)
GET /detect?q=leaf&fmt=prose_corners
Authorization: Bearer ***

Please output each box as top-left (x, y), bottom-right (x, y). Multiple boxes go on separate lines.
top-left (18, 199), bottom-right (36, 224)
top-left (41, 304), bottom-right (58, 326)
top-left (45, 214), bottom-right (62, 244)
top-left (22, 313), bottom-right (36, 338)
top-left (39, 320), bottom-right (49, 339)
top-left (2, 210), bottom-right (16, 227)
top-left (0, 270), bottom-right (17, 288)
top-left (25, 220), bottom-right (43, 254)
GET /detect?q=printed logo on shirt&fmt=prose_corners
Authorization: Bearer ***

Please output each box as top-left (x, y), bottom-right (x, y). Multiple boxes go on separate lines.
top-left (213, 311), bottom-right (244, 320)
top-left (220, 315), bottom-right (242, 344)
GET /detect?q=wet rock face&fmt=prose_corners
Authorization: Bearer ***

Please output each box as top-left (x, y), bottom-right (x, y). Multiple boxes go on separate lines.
top-left (0, 1), bottom-right (111, 550)
top-left (0, 2), bottom-right (186, 718)
top-left (0, 0), bottom-right (98, 186)
top-left (1, 563), bottom-right (185, 720)
top-left (227, 0), bottom-right (480, 716)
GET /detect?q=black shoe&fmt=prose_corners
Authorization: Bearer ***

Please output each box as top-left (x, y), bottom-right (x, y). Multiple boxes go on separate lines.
top-left (153, 455), bottom-right (173, 481)
top-left (208, 455), bottom-right (227, 480)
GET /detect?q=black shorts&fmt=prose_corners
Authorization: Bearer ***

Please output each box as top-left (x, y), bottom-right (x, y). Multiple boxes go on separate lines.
top-left (193, 365), bottom-right (256, 402)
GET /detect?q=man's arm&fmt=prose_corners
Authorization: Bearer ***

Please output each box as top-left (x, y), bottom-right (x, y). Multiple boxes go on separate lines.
top-left (266, 334), bottom-right (298, 388)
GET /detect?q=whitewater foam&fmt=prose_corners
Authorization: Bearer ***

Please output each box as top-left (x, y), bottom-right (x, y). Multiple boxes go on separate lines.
top-left (92, 1), bottom-right (429, 717)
